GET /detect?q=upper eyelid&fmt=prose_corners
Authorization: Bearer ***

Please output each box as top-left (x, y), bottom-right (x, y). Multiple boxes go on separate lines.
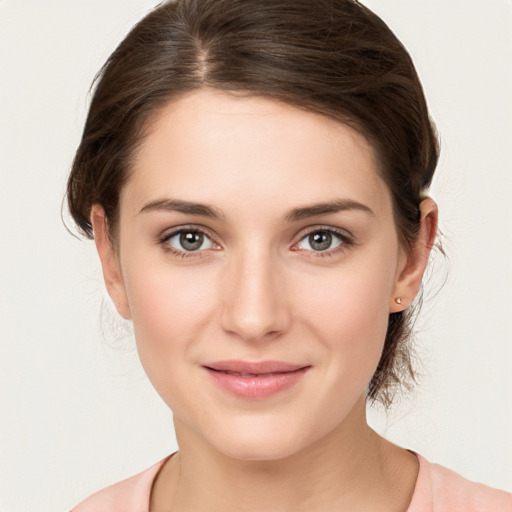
top-left (296, 225), bottom-right (353, 241)
top-left (160, 223), bottom-right (351, 237)
top-left (158, 225), bottom-right (217, 253)
top-left (158, 224), bottom-right (353, 251)
top-left (160, 224), bottom-right (215, 240)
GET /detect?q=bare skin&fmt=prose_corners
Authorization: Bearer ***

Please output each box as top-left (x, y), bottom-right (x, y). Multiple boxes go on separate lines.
top-left (92, 89), bottom-right (437, 512)
top-left (150, 401), bottom-right (419, 511)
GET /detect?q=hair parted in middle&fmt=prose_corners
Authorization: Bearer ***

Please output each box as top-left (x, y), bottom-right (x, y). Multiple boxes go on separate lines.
top-left (67, 0), bottom-right (439, 407)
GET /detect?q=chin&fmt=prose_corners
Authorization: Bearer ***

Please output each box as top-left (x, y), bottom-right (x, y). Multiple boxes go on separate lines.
top-left (217, 438), bottom-right (305, 462)
top-left (203, 415), bottom-right (322, 462)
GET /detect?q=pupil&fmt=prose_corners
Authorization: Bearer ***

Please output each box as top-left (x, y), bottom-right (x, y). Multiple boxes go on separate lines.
top-left (310, 232), bottom-right (332, 251)
top-left (180, 232), bottom-right (203, 251)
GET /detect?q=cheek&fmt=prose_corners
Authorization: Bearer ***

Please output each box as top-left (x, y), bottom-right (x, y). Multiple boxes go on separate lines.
top-left (297, 252), bottom-right (395, 329)
top-left (291, 254), bottom-right (397, 380)
top-left (120, 235), bottom-right (399, 413)
top-left (122, 261), bottom-right (217, 384)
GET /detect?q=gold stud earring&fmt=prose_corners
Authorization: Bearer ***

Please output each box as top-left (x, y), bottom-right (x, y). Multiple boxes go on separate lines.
top-left (394, 297), bottom-right (402, 305)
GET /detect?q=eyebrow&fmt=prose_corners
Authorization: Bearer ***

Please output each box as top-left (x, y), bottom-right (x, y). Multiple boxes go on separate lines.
top-left (284, 199), bottom-right (375, 222)
top-left (138, 198), bottom-right (374, 221)
top-left (138, 199), bottom-right (225, 219)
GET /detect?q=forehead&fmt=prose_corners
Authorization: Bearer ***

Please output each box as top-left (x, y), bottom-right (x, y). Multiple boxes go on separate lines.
top-left (123, 89), bottom-right (391, 220)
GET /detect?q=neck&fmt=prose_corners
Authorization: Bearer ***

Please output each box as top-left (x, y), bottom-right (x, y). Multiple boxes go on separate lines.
top-left (151, 399), bottom-right (418, 512)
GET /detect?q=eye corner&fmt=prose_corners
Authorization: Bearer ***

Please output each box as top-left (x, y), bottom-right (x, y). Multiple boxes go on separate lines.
top-left (157, 225), bottom-right (222, 258)
top-left (291, 226), bottom-right (355, 259)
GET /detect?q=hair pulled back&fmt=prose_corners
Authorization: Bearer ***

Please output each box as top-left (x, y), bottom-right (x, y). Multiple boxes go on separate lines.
top-left (67, 0), bottom-right (439, 406)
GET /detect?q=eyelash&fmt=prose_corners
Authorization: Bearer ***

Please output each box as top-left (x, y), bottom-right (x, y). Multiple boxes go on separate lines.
top-left (293, 226), bottom-right (354, 259)
top-left (158, 225), bottom-right (219, 259)
top-left (158, 225), bottom-right (354, 260)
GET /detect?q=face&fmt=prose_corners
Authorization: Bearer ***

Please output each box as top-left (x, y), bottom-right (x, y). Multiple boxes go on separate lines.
top-left (94, 89), bottom-right (431, 461)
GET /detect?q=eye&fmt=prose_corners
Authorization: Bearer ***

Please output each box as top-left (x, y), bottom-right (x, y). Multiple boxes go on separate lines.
top-left (162, 228), bottom-right (217, 253)
top-left (295, 229), bottom-right (348, 253)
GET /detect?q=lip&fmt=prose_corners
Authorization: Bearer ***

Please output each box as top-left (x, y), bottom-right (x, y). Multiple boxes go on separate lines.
top-left (203, 360), bottom-right (311, 399)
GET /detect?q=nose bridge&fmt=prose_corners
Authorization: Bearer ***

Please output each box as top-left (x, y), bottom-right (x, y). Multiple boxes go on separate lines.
top-left (220, 243), bottom-right (290, 342)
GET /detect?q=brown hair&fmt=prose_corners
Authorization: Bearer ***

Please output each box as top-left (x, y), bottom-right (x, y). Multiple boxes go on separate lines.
top-left (67, 0), bottom-right (439, 407)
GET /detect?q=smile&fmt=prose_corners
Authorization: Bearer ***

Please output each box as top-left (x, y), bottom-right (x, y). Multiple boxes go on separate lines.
top-left (203, 361), bottom-right (311, 400)
top-left (215, 370), bottom-right (284, 377)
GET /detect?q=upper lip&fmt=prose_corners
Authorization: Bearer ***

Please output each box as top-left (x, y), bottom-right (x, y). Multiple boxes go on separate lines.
top-left (204, 360), bottom-right (309, 375)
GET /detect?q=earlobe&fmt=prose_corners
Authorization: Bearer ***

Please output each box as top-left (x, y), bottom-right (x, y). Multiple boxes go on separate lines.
top-left (90, 205), bottom-right (132, 320)
top-left (390, 198), bottom-right (438, 312)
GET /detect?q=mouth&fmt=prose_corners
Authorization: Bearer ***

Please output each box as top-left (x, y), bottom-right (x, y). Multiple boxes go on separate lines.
top-left (202, 360), bottom-right (311, 399)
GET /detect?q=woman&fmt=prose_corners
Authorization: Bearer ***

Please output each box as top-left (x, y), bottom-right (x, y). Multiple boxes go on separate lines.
top-left (67, 0), bottom-right (512, 510)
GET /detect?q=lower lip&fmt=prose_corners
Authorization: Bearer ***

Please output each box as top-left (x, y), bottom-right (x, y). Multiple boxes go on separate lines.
top-left (204, 367), bottom-right (310, 399)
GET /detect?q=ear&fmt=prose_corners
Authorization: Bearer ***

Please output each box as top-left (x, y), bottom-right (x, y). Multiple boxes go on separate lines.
top-left (90, 205), bottom-right (132, 319)
top-left (390, 198), bottom-right (438, 312)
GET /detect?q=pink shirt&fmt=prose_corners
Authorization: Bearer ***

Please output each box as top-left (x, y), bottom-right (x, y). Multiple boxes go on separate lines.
top-left (71, 453), bottom-right (512, 511)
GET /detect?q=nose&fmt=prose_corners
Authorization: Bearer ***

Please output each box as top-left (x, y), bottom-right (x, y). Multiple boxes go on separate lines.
top-left (220, 247), bottom-right (291, 343)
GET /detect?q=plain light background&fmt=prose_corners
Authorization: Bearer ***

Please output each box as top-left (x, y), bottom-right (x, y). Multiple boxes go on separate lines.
top-left (1, 1), bottom-right (511, 510)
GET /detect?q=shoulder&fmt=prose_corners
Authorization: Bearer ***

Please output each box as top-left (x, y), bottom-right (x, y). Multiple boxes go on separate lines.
top-left (70, 457), bottom-right (169, 512)
top-left (408, 453), bottom-right (512, 512)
